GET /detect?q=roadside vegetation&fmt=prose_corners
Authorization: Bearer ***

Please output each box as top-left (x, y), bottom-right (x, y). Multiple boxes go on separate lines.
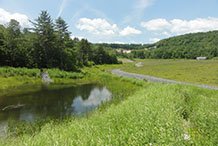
top-left (1, 76), bottom-right (217, 145)
top-left (100, 59), bottom-right (218, 87)
top-left (0, 58), bottom-right (218, 146)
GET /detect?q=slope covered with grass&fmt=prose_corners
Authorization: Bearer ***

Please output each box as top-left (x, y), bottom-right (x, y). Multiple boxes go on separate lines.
top-left (118, 59), bottom-right (218, 86)
top-left (1, 82), bottom-right (217, 145)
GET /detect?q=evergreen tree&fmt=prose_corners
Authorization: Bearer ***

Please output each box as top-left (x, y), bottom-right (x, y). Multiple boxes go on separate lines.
top-left (77, 39), bottom-right (92, 66)
top-left (0, 11), bottom-right (119, 69)
top-left (55, 17), bottom-right (78, 71)
top-left (55, 17), bottom-right (70, 70)
top-left (55, 17), bottom-right (70, 39)
top-left (0, 25), bottom-right (6, 66)
top-left (32, 11), bottom-right (57, 68)
top-left (4, 19), bottom-right (21, 66)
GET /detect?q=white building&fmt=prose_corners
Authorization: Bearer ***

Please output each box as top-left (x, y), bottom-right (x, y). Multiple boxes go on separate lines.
top-left (196, 57), bottom-right (207, 60)
top-left (122, 50), bottom-right (132, 54)
top-left (116, 49), bottom-right (132, 54)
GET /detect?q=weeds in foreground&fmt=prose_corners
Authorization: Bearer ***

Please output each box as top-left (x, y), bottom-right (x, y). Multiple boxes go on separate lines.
top-left (0, 67), bottom-right (217, 145)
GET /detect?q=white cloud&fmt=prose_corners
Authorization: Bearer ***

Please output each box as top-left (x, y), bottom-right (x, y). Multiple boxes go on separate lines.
top-left (76, 18), bottom-right (142, 37)
top-left (76, 18), bottom-right (118, 35)
top-left (0, 8), bottom-right (30, 28)
top-left (98, 41), bottom-right (125, 44)
top-left (70, 35), bottom-right (86, 40)
top-left (120, 26), bottom-right (142, 36)
top-left (161, 31), bottom-right (171, 36)
top-left (141, 17), bottom-right (218, 35)
top-left (149, 38), bottom-right (160, 43)
top-left (141, 18), bottom-right (170, 31)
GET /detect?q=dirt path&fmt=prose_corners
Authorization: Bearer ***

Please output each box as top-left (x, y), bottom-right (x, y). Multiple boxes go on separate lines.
top-left (112, 69), bottom-right (218, 90)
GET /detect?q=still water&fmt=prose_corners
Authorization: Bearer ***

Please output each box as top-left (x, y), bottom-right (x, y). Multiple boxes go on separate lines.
top-left (0, 84), bottom-right (112, 136)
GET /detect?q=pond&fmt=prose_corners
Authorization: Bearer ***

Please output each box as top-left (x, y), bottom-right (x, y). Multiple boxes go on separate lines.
top-left (0, 83), bottom-right (112, 136)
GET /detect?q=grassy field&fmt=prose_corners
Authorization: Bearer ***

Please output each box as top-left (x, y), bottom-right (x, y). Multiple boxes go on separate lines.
top-left (0, 67), bottom-right (85, 91)
top-left (101, 59), bottom-right (218, 86)
top-left (0, 67), bottom-right (142, 137)
top-left (0, 65), bottom-right (218, 145)
top-left (1, 82), bottom-right (218, 145)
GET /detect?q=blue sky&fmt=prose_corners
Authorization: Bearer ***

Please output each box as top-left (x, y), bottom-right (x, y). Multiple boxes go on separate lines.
top-left (0, 0), bottom-right (218, 43)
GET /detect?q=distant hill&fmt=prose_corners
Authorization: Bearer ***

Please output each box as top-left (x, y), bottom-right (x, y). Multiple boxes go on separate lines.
top-left (95, 43), bottom-right (152, 50)
top-left (151, 31), bottom-right (218, 59)
top-left (96, 31), bottom-right (218, 59)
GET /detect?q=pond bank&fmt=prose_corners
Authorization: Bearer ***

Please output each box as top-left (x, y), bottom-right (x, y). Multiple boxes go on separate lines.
top-left (1, 67), bottom-right (218, 145)
top-left (0, 67), bottom-right (142, 138)
top-left (1, 81), bottom-right (218, 145)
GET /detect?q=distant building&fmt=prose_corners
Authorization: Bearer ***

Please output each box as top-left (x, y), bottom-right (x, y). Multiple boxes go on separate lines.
top-left (122, 50), bottom-right (132, 54)
top-left (116, 49), bottom-right (132, 54)
top-left (196, 57), bottom-right (207, 60)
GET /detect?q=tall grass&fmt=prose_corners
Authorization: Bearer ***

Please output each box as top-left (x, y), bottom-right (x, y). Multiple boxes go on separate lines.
top-left (0, 67), bottom-right (84, 91)
top-left (113, 59), bottom-right (218, 86)
top-left (0, 67), bottom-right (83, 79)
top-left (0, 66), bottom-right (217, 145)
top-left (0, 67), bottom-right (142, 139)
top-left (1, 82), bottom-right (217, 145)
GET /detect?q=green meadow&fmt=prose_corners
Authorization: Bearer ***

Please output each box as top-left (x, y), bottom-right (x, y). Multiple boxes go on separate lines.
top-left (0, 65), bottom-right (217, 145)
top-left (102, 59), bottom-right (218, 86)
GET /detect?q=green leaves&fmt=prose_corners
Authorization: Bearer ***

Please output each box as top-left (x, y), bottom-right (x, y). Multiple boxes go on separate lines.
top-left (152, 31), bottom-right (218, 59)
top-left (0, 11), bottom-right (118, 71)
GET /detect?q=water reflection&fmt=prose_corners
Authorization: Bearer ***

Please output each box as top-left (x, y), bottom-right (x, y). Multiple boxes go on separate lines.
top-left (0, 84), bottom-right (112, 136)
top-left (0, 121), bottom-right (7, 137)
top-left (19, 111), bottom-right (35, 122)
top-left (72, 87), bottom-right (112, 114)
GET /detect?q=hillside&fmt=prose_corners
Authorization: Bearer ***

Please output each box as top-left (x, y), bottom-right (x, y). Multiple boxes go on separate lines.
top-left (95, 43), bottom-right (152, 50)
top-left (152, 31), bottom-right (218, 59)
top-left (96, 31), bottom-right (218, 59)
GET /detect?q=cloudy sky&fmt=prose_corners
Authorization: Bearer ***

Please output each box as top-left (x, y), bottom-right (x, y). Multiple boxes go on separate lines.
top-left (0, 0), bottom-right (218, 43)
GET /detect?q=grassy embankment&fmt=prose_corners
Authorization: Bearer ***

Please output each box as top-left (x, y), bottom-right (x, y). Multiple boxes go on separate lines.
top-left (101, 59), bottom-right (218, 86)
top-left (0, 67), bottom-right (84, 90)
top-left (0, 65), bottom-right (218, 145)
top-left (0, 66), bottom-right (140, 98)
top-left (0, 66), bottom-right (142, 137)
top-left (1, 83), bottom-right (218, 145)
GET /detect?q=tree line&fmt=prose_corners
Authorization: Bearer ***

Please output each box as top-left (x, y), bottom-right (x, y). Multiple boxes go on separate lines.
top-left (152, 31), bottom-right (218, 59)
top-left (130, 31), bottom-right (218, 59)
top-left (0, 11), bottom-right (118, 71)
top-left (96, 43), bottom-right (152, 50)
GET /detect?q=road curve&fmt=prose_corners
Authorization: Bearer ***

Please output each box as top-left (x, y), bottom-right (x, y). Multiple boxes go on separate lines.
top-left (111, 69), bottom-right (218, 91)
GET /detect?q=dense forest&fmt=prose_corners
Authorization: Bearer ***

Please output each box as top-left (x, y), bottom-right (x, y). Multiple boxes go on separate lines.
top-left (131, 31), bottom-right (218, 59)
top-left (0, 11), bottom-right (118, 71)
top-left (94, 43), bottom-right (153, 59)
top-left (96, 31), bottom-right (218, 59)
top-left (95, 43), bottom-right (151, 50)
top-left (152, 31), bottom-right (218, 59)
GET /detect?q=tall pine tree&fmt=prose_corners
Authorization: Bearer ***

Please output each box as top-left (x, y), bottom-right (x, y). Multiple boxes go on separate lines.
top-left (32, 11), bottom-right (57, 68)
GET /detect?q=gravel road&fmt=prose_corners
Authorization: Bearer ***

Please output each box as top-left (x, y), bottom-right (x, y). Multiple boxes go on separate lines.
top-left (112, 69), bottom-right (218, 91)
